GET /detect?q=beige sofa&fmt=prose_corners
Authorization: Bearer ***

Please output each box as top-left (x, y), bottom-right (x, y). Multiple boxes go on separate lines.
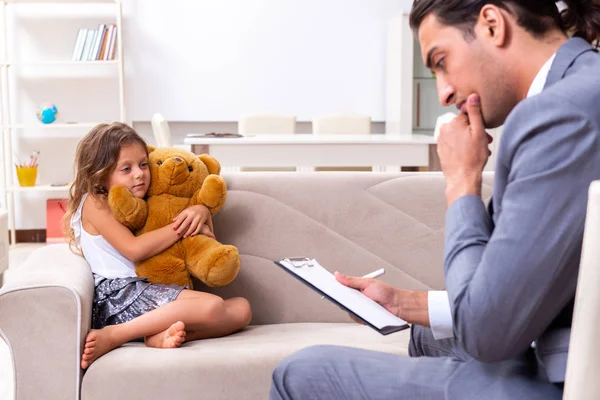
top-left (0, 172), bottom-right (493, 400)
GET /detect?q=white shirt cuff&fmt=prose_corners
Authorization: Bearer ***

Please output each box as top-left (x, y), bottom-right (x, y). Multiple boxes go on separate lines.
top-left (428, 290), bottom-right (454, 340)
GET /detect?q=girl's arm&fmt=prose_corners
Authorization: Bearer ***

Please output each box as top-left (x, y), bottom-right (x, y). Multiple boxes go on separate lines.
top-left (85, 195), bottom-right (181, 262)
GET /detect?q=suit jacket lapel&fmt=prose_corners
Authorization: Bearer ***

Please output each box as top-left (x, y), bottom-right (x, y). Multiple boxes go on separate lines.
top-left (545, 37), bottom-right (595, 88)
top-left (488, 38), bottom-right (595, 226)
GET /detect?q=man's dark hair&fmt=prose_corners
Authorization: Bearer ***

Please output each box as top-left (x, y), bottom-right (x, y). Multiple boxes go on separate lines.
top-left (409, 0), bottom-right (600, 45)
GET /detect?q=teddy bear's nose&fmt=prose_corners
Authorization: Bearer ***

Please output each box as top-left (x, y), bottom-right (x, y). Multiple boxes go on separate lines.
top-left (173, 157), bottom-right (182, 162)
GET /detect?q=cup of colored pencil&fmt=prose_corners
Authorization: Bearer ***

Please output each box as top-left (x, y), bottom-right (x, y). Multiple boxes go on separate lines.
top-left (15, 150), bottom-right (39, 187)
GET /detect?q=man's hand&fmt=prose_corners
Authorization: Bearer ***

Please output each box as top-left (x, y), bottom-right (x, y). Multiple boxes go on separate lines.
top-left (335, 272), bottom-right (430, 327)
top-left (437, 93), bottom-right (493, 206)
top-left (172, 204), bottom-right (214, 239)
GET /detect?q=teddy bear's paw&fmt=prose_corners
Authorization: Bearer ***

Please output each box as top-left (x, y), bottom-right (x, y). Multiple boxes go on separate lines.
top-left (199, 175), bottom-right (226, 209)
top-left (108, 185), bottom-right (132, 209)
top-left (193, 245), bottom-right (240, 287)
top-left (108, 185), bottom-right (148, 231)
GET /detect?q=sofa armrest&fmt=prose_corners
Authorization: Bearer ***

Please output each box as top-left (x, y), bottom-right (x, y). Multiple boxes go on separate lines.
top-left (0, 244), bottom-right (94, 400)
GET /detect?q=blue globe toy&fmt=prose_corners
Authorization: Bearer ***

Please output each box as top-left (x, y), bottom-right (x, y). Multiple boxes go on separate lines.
top-left (36, 103), bottom-right (58, 124)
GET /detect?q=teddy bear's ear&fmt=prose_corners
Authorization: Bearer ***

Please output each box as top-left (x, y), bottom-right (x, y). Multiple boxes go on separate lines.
top-left (198, 154), bottom-right (221, 175)
top-left (147, 145), bottom-right (156, 154)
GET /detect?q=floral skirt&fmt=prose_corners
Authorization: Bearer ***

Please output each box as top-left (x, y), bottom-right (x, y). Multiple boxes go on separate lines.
top-left (92, 274), bottom-right (186, 330)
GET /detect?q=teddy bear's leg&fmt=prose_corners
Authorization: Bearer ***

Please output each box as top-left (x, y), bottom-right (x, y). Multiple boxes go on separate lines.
top-left (136, 252), bottom-right (194, 289)
top-left (183, 236), bottom-right (240, 287)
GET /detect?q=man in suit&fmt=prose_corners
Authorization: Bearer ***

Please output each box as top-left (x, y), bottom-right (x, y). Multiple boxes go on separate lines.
top-left (270, 1), bottom-right (600, 399)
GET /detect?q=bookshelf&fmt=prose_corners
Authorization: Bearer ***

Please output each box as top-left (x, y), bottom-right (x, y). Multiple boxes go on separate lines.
top-left (0, 0), bottom-right (125, 244)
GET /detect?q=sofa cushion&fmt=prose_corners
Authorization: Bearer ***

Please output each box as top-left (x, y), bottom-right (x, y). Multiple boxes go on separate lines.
top-left (81, 323), bottom-right (410, 400)
top-left (199, 172), bottom-right (493, 324)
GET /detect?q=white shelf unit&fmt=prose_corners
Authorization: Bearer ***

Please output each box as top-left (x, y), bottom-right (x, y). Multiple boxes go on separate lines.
top-left (3, 122), bottom-right (105, 128)
top-left (0, 0), bottom-right (125, 244)
top-left (1, 60), bottom-right (119, 66)
top-left (8, 184), bottom-right (71, 192)
top-left (385, 10), bottom-right (453, 136)
top-left (5, 0), bottom-right (118, 3)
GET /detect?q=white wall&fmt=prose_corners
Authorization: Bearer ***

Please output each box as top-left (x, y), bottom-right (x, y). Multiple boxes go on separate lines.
top-left (1, 0), bottom-right (466, 230)
top-left (123, 0), bottom-right (407, 121)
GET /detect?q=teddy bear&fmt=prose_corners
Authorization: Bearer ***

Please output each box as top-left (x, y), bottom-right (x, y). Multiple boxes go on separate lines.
top-left (108, 146), bottom-right (240, 289)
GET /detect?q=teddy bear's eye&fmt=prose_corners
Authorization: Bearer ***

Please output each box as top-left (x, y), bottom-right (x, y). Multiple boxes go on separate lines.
top-left (157, 161), bottom-right (162, 166)
top-left (188, 166), bottom-right (193, 172)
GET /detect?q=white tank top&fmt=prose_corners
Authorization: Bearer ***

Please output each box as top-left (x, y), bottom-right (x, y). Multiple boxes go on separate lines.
top-left (70, 193), bottom-right (137, 286)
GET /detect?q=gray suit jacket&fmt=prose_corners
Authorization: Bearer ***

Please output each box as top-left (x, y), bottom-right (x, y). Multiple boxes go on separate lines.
top-left (443, 37), bottom-right (600, 394)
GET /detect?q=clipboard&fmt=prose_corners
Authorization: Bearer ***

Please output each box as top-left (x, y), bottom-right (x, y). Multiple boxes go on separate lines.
top-left (274, 258), bottom-right (409, 335)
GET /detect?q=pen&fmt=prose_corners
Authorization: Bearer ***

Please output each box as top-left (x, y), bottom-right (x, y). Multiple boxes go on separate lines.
top-left (321, 268), bottom-right (386, 299)
top-left (362, 268), bottom-right (385, 279)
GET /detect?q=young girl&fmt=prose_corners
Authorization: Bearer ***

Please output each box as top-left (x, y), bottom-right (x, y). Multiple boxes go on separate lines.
top-left (63, 122), bottom-right (252, 369)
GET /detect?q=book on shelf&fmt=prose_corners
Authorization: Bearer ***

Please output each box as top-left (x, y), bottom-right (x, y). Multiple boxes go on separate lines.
top-left (91, 24), bottom-right (106, 60)
top-left (85, 29), bottom-right (97, 60)
top-left (105, 25), bottom-right (118, 61)
top-left (71, 29), bottom-right (87, 61)
top-left (72, 24), bottom-right (118, 62)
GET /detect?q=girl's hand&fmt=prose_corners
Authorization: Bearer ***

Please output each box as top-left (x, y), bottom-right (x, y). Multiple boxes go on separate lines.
top-left (200, 224), bottom-right (215, 240)
top-left (172, 205), bottom-right (214, 239)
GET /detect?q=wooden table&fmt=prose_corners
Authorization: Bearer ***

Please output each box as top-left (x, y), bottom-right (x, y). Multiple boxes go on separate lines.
top-left (184, 133), bottom-right (440, 172)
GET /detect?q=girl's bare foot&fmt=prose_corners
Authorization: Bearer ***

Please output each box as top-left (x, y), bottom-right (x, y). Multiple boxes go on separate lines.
top-left (81, 326), bottom-right (121, 369)
top-left (144, 321), bottom-right (186, 349)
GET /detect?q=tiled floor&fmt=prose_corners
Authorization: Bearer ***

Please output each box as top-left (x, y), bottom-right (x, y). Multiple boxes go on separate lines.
top-left (0, 243), bottom-right (47, 400)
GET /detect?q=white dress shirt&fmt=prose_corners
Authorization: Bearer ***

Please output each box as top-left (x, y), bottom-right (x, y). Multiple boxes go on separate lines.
top-left (427, 53), bottom-right (557, 340)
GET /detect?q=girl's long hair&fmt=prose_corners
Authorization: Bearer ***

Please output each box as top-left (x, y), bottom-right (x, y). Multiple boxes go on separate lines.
top-left (63, 122), bottom-right (147, 254)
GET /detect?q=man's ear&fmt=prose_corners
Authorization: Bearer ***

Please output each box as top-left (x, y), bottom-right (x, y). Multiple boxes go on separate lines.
top-left (198, 154), bottom-right (221, 175)
top-left (478, 4), bottom-right (507, 47)
top-left (147, 145), bottom-right (156, 154)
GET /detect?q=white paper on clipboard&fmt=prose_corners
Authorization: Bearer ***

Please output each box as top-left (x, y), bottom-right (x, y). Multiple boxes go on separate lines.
top-left (275, 258), bottom-right (408, 334)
